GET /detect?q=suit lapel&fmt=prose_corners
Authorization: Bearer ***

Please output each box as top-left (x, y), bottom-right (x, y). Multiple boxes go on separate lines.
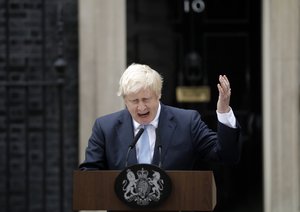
top-left (117, 110), bottom-right (137, 167)
top-left (152, 105), bottom-right (176, 167)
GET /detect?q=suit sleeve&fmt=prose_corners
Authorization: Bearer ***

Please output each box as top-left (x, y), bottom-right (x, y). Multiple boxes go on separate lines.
top-left (191, 110), bottom-right (241, 164)
top-left (216, 121), bottom-right (242, 164)
top-left (78, 119), bottom-right (107, 170)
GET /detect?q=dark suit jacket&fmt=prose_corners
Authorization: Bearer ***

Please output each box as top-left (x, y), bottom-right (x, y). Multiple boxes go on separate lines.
top-left (79, 104), bottom-right (241, 170)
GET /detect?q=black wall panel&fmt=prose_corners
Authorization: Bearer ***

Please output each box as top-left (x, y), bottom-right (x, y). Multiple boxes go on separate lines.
top-left (0, 1), bottom-right (78, 212)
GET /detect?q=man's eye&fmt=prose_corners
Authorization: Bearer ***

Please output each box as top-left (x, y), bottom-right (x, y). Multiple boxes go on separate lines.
top-left (143, 97), bottom-right (152, 103)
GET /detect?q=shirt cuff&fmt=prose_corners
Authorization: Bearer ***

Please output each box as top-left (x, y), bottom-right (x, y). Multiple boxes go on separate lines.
top-left (216, 107), bottom-right (237, 128)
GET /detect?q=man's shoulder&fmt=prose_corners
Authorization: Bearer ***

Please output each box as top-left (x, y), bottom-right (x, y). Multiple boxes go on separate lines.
top-left (162, 104), bottom-right (199, 120)
top-left (95, 109), bottom-right (129, 123)
top-left (163, 104), bottom-right (198, 115)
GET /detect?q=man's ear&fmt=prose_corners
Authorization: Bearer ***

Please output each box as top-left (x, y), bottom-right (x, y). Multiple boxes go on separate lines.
top-left (123, 97), bottom-right (127, 108)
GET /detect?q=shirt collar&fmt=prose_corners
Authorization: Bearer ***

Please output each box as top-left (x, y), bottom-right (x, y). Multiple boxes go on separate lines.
top-left (133, 103), bottom-right (161, 130)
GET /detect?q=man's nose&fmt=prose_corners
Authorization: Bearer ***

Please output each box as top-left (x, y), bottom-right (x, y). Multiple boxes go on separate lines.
top-left (137, 101), bottom-right (146, 110)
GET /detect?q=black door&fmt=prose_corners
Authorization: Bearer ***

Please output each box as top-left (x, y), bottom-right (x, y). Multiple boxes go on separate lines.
top-left (127, 0), bottom-right (262, 211)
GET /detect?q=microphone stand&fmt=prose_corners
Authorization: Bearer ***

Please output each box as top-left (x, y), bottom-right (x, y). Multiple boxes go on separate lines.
top-left (124, 128), bottom-right (144, 167)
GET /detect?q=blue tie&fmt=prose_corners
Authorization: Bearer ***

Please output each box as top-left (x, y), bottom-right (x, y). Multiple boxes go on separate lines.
top-left (138, 125), bottom-right (151, 164)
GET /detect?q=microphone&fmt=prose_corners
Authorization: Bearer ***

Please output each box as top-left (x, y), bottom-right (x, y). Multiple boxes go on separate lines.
top-left (124, 128), bottom-right (144, 167)
top-left (155, 127), bottom-right (162, 168)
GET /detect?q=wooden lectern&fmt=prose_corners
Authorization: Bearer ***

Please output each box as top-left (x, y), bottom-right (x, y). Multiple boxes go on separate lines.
top-left (73, 170), bottom-right (216, 211)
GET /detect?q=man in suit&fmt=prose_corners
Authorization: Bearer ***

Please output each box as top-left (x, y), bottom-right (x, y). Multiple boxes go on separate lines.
top-left (79, 63), bottom-right (241, 170)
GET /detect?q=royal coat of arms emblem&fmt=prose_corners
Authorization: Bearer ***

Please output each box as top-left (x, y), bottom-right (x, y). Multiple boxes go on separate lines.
top-left (115, 164), bottom-right (172, 208)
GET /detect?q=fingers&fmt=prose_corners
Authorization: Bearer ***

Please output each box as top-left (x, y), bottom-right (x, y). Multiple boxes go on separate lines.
top-left (217, 83), bottom-right (223, 94)
top-left (219, 75), bottom-right (231, 92)
top-left (218, 75), bottom-right (231, 95)
top-left (217, 75), bottom-right (231, 113)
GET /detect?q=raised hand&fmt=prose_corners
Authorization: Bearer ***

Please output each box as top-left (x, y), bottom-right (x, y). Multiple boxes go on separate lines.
top-left (217, 75), bottom-right (231, 113)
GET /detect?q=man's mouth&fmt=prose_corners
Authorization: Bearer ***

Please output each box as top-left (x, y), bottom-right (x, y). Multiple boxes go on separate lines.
top-left (138, 112), bottom-right (150, 117)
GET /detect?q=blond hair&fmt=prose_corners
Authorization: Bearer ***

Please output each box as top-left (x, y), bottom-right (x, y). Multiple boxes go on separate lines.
top-left (117, 63), bottom-right (163, 98)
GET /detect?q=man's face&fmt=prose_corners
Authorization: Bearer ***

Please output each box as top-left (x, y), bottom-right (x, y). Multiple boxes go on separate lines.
top-left (124, 89), bottom-right (160, 125)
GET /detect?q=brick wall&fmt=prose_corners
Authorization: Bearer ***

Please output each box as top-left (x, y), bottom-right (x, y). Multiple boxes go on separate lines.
top-left (0, 0), bottom-right (78, 212)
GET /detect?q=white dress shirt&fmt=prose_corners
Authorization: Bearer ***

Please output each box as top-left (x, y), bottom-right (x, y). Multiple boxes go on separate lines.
top-left (216, 107), bottom-right (237, 128)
